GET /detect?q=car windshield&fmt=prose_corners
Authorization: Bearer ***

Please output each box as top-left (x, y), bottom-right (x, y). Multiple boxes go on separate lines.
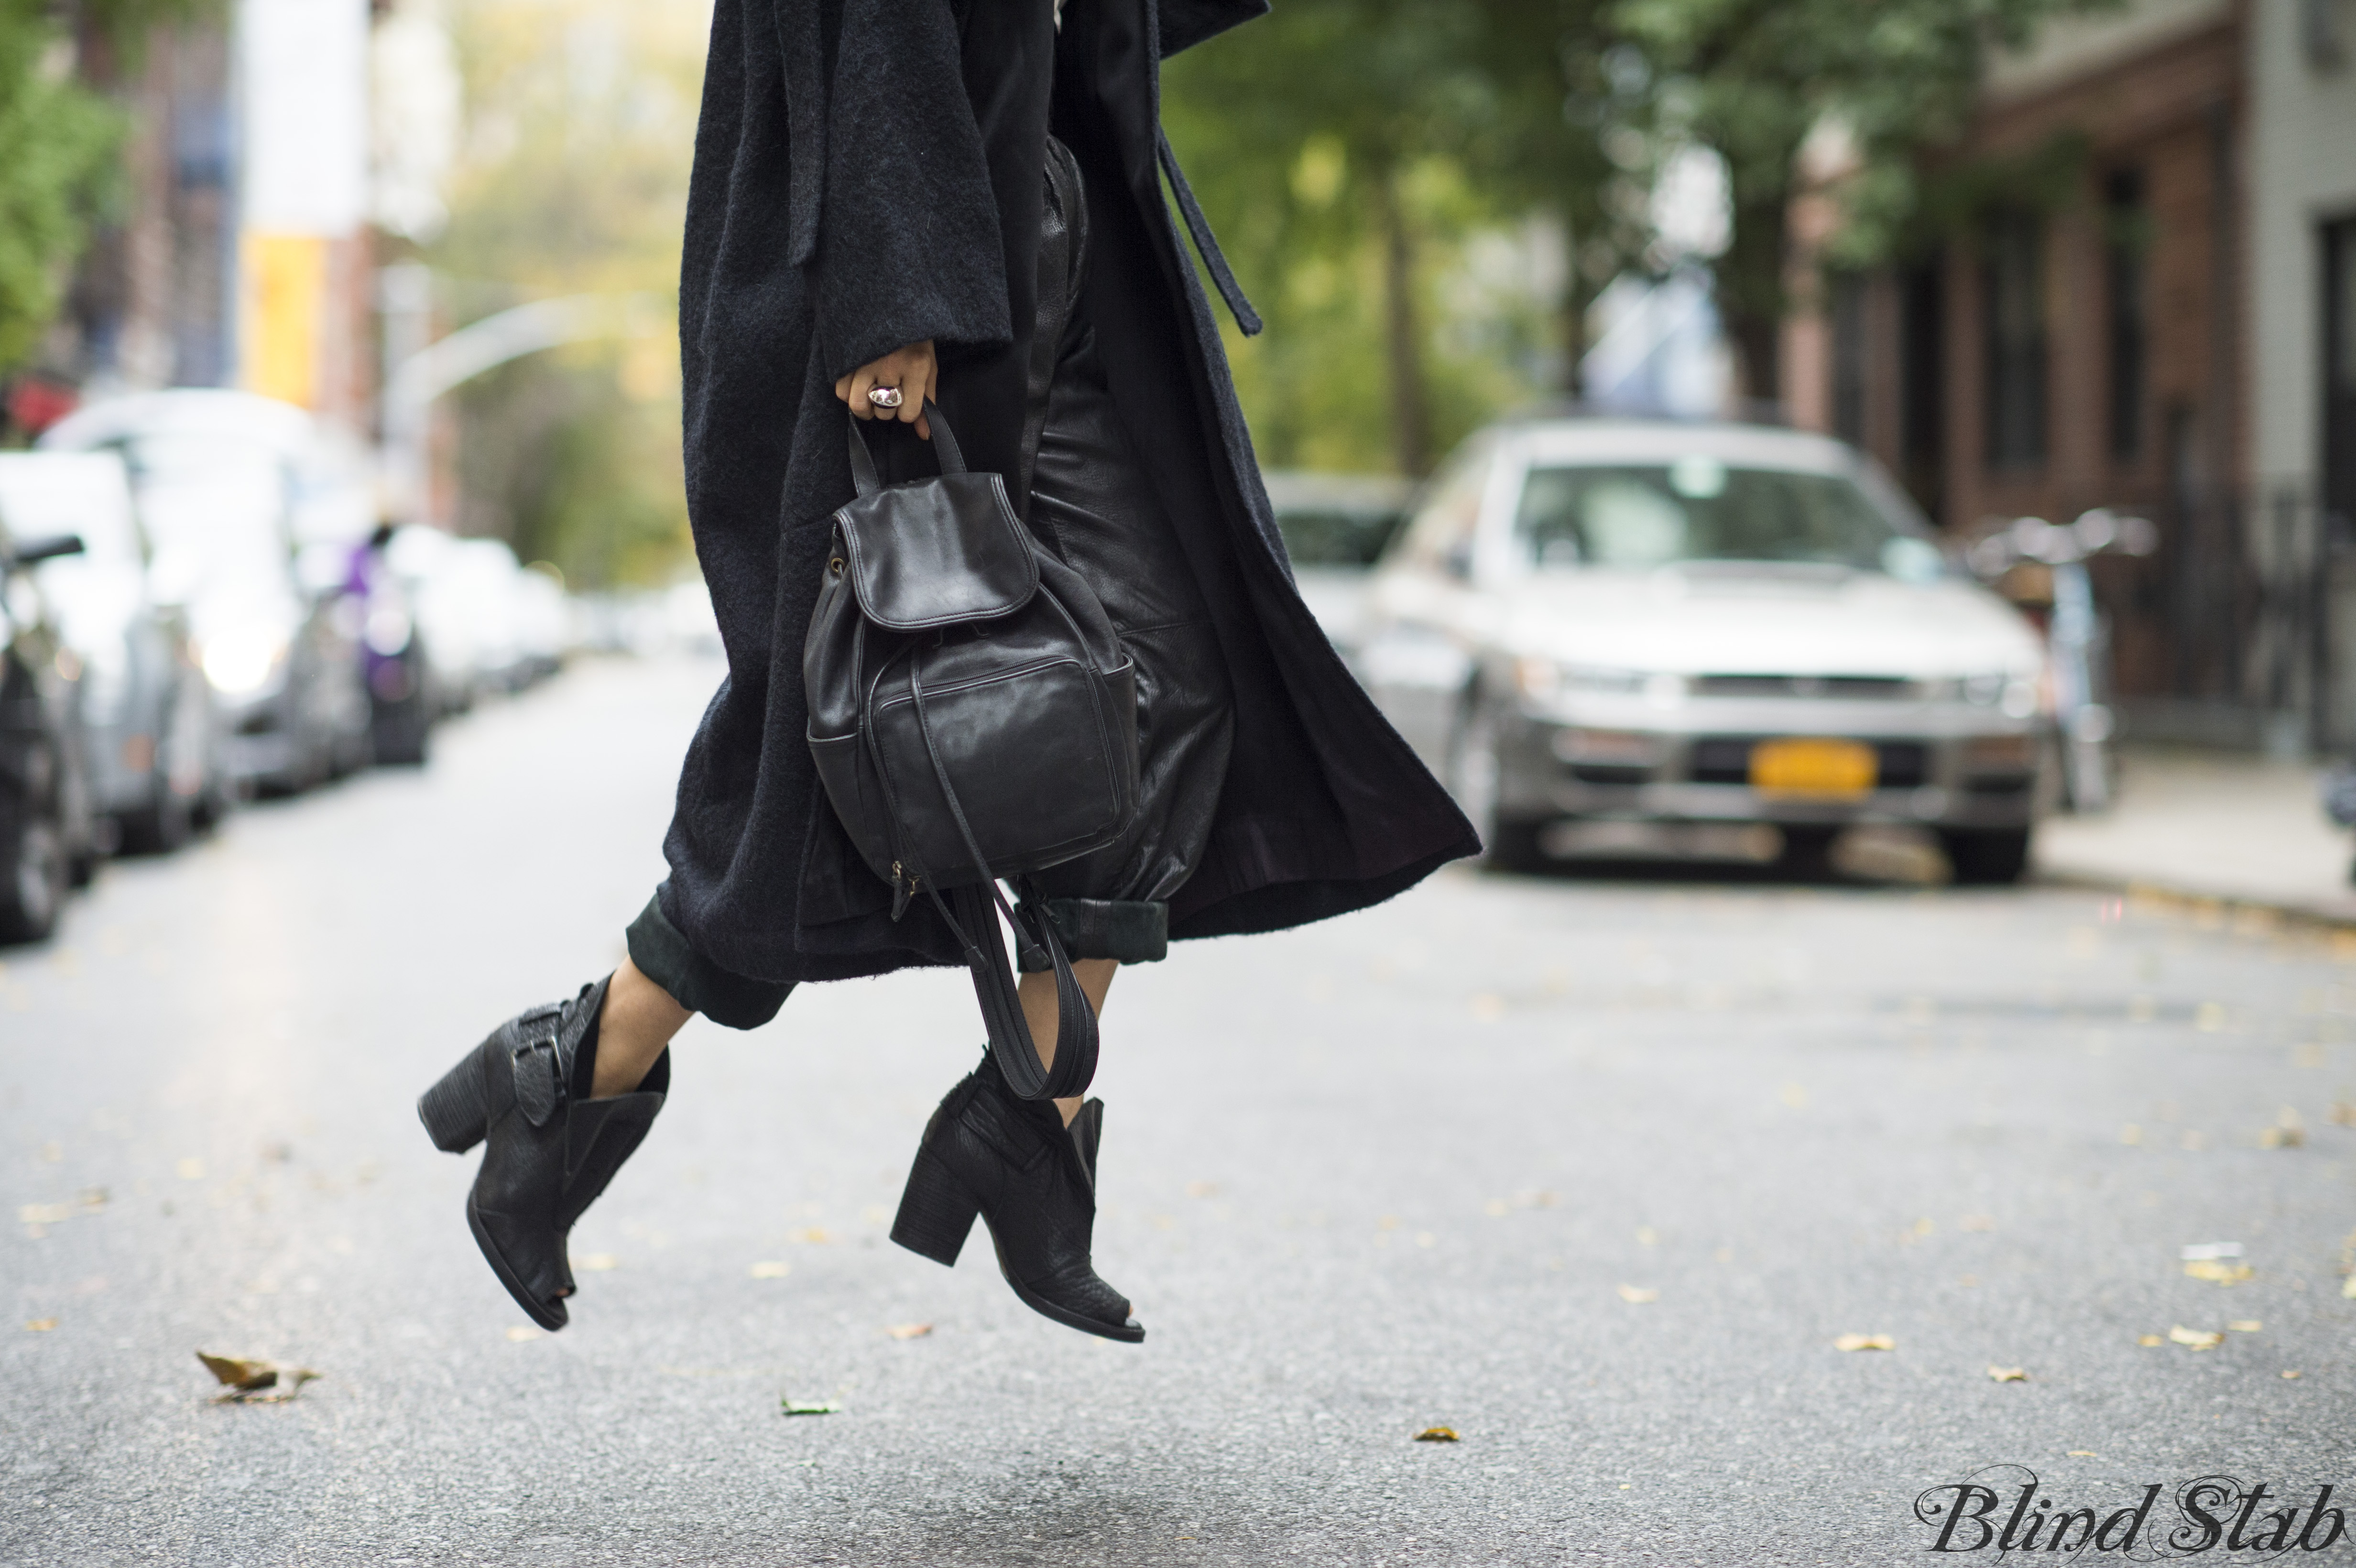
top-left (1514, 458), bottom-right (1940, 579)
top-left (117, 436), bottom-right (293, 599)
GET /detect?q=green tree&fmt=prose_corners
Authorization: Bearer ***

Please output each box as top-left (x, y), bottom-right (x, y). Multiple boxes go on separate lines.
top-left (425, 0), bottom-right (704, 587)
top-left (0, 0), bottom-right (216, 382)
top-left (1165, 0), bottom-right (1499, 475)
top-left (1609, 0), bottom-right (2114, 402)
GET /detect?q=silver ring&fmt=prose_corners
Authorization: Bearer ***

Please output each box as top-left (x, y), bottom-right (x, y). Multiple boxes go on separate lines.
top-left (866, 386), bottom-right (904, 409)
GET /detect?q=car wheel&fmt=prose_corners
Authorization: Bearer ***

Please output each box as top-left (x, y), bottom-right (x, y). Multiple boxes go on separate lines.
top-left (1941, 827), bottom-right (2032, 886)
top-left (1447, 696), bottom-right (1545, 873)
top-left (0, 785), bottom-right (67, 944)
top-left (119, 771), bottom-right (193, 855)
top-left (371, 696), bottom-right (431, 767)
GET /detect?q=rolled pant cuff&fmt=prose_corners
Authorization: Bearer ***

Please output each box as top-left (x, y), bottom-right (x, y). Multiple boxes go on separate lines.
top-left (626, 889), bottom-right (795, 1031)
top-left (1015, 898), bottom-right (1168, 971)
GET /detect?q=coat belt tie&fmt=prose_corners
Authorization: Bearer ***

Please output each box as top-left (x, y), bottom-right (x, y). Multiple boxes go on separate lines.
top-left (1156, 128), bottom-right (1262, 337)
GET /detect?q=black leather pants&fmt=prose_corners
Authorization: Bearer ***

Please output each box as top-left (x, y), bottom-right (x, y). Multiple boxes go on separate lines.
top-left (1016, 297), bottom-right (1234, 949)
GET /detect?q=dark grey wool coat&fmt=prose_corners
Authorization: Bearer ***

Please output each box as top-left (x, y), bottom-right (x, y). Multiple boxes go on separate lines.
top-left (664, 0), bottom-right (1477, 985)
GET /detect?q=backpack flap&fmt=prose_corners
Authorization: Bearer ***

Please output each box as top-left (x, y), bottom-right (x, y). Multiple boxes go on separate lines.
top-left (837, 413), bottom-right (1038, 630)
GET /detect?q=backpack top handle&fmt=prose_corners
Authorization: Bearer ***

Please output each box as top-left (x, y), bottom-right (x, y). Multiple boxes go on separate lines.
top-left (847, 399), bottom-right (967, 498)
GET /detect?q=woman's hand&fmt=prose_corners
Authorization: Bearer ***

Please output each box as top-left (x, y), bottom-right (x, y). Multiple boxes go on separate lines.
top-left (836, 340), bottom-right (937, 438)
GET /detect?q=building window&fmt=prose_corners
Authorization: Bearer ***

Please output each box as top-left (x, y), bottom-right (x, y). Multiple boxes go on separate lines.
top-left (1982, 210), bottom-right (2048, 468)
top-left (1830, 272), bottom-right (1867, 446)
top-left (2105, 169), bottom-right (2149, 463)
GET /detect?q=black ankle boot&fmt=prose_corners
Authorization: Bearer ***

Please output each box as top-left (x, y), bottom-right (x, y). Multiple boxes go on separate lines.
top-left (890, 1055), bottom-right (1143, 1342)
top-left (416, 976), bottom-right (668, 1330)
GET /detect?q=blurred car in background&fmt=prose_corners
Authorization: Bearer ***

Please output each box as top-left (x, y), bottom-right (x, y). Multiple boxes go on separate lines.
top-left (44, 392), bottom-right (375, 794)
top-left (389, 527), bottom-right (569, 712)
top-left (0, 519), bottom-right (99, 942)
top-left (0, 452), bottom-right (224, 849)
top-left (345, 523), bottom-right (434, 766)
top-left (1360, 415), bottom-right (2051, 884)
top-left (1263, 470), bottom-right (1412, 660)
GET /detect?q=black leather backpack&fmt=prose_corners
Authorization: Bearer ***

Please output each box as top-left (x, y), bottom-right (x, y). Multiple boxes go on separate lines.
top-left (803, 404), bottom-right (1139, 1100)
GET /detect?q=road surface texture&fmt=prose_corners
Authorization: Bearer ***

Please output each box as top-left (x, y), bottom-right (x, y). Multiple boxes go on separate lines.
top-left (5, 655), bottom-right (2352, 1566)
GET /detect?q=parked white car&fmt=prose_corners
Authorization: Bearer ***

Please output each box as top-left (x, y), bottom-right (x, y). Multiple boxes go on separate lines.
top-left (41, 393), bottom-right (375, 795)
top-left (0, 452), bottom-right (224, 847)
top-left (1262, 470), bottom-right (1411, 659)
top-left (1359, 416), bottom-right (2051, 883)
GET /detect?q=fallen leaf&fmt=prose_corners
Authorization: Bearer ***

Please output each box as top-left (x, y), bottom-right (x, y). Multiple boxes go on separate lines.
top-left (2068, 1451), bottom-right (2097, 1457)
top-left (196, 1351), bottom-right (320, 1402)
top-left (884, 1322), bottom-right (933, 1340)
top-left (1835, 1334), bottom-right (1895, 1352)
top-left (175, 1158), bottom-right (204, 1181)
top-left (1616, 1285), bottom-right (1659, 1304)
top-left (1184, 1181), bottom-right (1219, 1198)
top-left (1413, 1426), bottom-right (1459, 1443)
top-left (2227, 1319), bottom-right (2262, 1332)
top-left (2195, 1002), bottom-right (2226, 1031)
top-left (749, 1261), bottom-right (791, 1279)
top-left (2343, 1275), bottom-right (2356, 1300)
top-left (2282, 1370), bottom-right (2302, 1379)
top-left (24, 1318), bottom-right (56, 1331)
top-left (39, 1141), bottom-right (61, 1162)
top-left (2180, 1241), bottom-right (2242, 1261)
top-left (780, 1399), bottom-right (839, 1416)
top-left (2183, 1260), bottom-right (2253, 1285)
top-left (2168, 1325), bottom-right (2224, 1350)
top-left (1635, 1226), bottom-right (1658, 1246)
top-left (1960, 1215), bottom-right (1996, 1231)
top-left (574, 1253), bottom-right (619, 1272)
top-left (1778, 1083), bottom-right (1809, 1111)
top-left (785, 1227), bottom-right (833, 1244)
top-left (77, 1188), bottom-right (106, 1209)
top-left (1913, 1218), bottom-right (1935, 1237)
top-left (2119, 1124), bottom-right (2142, 1145)
top-left (2260, 1126), bottom-right (2306, 1149)
top-left (505, 1326), bottom-right (544, 1342)
top-left (2138, 1335), bottom-right (2165, 1347)
top-left (197, 1352), bottom-right (277, 1390)
top-left (1987, 1365), bottom-right (2027, 1383)
top-left (1483, 1200), bottom-right (1509, 1217)
top-left (18, 1204), bottom-right (72, 1225)
top-left (1469, 992), bottom-right (1505, 1022)
top-left (2329, 1103), bottom-right (2355, 1127)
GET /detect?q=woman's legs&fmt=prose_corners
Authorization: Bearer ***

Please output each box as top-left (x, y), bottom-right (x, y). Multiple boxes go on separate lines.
top-left (589, 957), bottom-right (694, 1098)
top-left (1019, 958), bottom-right (1117, 1125)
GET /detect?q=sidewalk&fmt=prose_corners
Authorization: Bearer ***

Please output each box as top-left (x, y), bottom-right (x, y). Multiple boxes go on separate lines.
top-left (2034, 745), bottom-right (2356, 923)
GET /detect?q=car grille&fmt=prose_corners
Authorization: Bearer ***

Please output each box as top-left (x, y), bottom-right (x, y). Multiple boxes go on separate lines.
top-left (1691, 674), bottom-right (1915, 700)
top-left (1688, 737), bottom-right (1929, 788)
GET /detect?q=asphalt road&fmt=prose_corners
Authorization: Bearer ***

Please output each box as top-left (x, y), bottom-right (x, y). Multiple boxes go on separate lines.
top-left (5, 654), bottom-right (2353, 1567)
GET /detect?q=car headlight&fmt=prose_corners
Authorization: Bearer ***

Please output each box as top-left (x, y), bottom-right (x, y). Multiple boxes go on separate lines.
top-left (1958, 671), bottom-right (2041, 718)
top-left (201, 625), bottom-right (292, 697)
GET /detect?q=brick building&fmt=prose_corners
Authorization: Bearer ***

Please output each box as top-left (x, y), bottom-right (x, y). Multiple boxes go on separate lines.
top-left (1784, 0), bottom-right (2356, 754)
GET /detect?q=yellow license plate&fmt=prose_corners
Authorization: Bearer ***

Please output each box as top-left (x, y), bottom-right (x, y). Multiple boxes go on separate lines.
top-left (1749, 738), bottom-right (1877, 797)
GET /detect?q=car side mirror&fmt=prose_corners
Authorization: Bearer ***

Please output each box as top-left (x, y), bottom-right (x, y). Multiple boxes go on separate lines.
top-left (5, 533), bottom-right (85, 570)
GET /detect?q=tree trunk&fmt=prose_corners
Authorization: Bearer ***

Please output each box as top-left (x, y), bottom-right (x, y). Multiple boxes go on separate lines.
top-left (1560, 214), bottom-right (1592, 400)
top-left (1717, 190), bottom-right (1790, 409)
top-left (1374, 165), bottom-right (1431, 476)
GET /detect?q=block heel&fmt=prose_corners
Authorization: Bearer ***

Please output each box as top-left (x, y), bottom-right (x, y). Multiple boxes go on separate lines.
top-left (418, 1046), bottom-right (491, 1153)
top-left (890, 1148), bottom-right (980, 1266)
